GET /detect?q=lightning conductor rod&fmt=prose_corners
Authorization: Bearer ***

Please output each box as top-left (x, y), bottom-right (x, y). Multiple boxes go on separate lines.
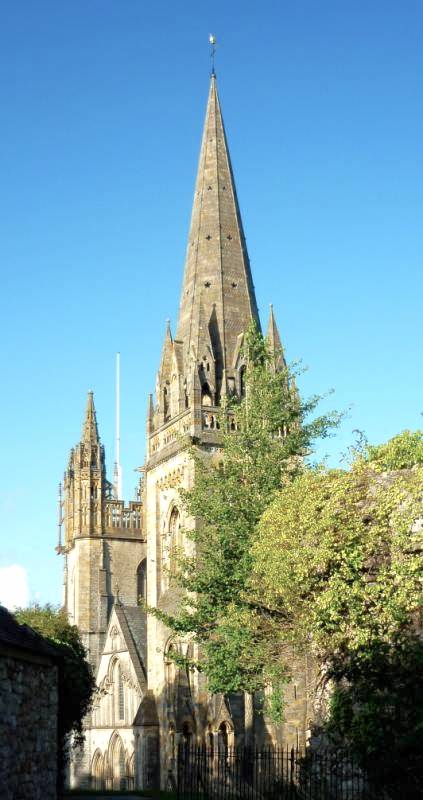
top-left (114, 352), bottom-right (123, 501)
top-left (56, 482), bottom-right (63, 550)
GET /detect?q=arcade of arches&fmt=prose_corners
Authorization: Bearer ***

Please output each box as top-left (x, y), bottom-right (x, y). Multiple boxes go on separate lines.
top-left (91, 732), bottom-right (135, 791)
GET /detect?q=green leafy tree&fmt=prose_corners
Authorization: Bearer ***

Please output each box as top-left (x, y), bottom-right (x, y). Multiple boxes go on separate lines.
top-left (150, 323), bottom-right (340, 696)
top-left (15, 604), bottom-right (95, 781)
top-left (250, 430), bottom-right (423, 784)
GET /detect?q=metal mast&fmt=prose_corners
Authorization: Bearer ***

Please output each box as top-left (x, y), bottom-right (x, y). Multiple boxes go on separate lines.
top-left (55, 482), bottom-right (64, 553)
top-left (113, 352), bottom-right (123, 500)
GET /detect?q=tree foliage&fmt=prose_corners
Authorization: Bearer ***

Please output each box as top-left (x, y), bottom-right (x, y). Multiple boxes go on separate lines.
top-left (250, 430), bottom-right (423, 769)
top-left (364, 428), bottom-right (423, 470)
top-left (15, 605), bottom-right (95, 761)
top-left (150, 323), bottom-right (340, 695)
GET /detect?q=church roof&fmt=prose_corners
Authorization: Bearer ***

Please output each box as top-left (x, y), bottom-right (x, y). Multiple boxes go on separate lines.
top-left (176, 74), bottom-right (260, 376)
top-left (114, 604), bottom-right (147, 688)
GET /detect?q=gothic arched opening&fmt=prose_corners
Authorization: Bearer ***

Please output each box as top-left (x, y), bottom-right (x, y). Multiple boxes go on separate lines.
top-left (218, 722), bottom-right (229, 759)
top-left (163, 385), bottom-right (170, 420)
top-left (91, 750), bottom-right (104, 790)
top-left (201, 383), bottom-right (212, 406)
top-left (109, 733), bottom-right (126, 791)
top-left (137, 559), bottom-right (147, 604)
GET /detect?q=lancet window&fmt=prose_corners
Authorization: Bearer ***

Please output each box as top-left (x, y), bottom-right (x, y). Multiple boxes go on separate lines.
top-left (161, 507), bottom-right (181, 592)
top-left (118, 664), bottom-right (125, 720)
top-left (137, 559), bottom-right (147, 604)
top-left (163, 386), bottom-right (170, 421)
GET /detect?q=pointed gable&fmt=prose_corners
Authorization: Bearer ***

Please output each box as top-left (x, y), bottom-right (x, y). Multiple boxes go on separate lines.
top-left (99, 605), bottom-right (147, 692)
top-left (114, 605), bottom-right (147, 689)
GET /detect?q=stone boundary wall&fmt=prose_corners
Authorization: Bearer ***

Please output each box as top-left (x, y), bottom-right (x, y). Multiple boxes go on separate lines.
top-left (0, 650), bottom-right (59, 800)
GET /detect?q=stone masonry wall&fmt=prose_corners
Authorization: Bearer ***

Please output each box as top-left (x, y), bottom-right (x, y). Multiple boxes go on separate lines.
top-left (0, 653), bottom-right (58, 800)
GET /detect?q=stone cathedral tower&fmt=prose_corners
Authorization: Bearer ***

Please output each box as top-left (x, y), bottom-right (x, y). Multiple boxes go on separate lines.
top-left (62, 392), bottom-right (145, 668)
top-left (60, 74), bottom-right (312, 792)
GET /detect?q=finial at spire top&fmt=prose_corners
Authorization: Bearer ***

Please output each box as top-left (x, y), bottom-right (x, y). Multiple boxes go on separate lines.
top-left (209, 34), bottom-right (217, 76)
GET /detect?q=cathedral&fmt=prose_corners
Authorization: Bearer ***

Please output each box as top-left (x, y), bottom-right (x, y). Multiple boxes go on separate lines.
top-left (60, 73), bottom-right (315, 791)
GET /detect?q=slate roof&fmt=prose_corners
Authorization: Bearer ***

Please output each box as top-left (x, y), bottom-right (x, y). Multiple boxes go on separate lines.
top-left (175, 74), bottom-right (260, 375)
top-left (0, 605), bottom-right (59, 660)
top-left (114, 604), bottom-right (147, 689)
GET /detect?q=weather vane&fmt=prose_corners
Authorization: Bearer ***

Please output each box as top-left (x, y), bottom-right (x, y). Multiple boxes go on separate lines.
top-left (209, 34), bottom-right (217, 75)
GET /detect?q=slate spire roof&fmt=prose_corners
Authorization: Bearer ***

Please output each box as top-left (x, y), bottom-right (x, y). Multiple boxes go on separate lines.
top-left (176, 74), bottom-right (260, 377)
top-left (81, 391), bottom-right (100, 444)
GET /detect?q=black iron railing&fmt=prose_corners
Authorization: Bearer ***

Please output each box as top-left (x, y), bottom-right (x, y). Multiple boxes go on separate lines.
top-left (176, 745), bottom-right (370, 800)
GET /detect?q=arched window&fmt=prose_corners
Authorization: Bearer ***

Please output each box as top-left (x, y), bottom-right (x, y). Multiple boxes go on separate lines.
top-left (169, 508), bottom-right (181, 576)
top-left (169, 507), bottom-right (179, 538)
top-left (109, 734), bottom-right (126, 791)
top-left (137, 559), bottom-right (147, 604)
top-left (162, 507), bottom-right (181, 592)
top-left (91, 751), bottom-right (104, 790)
top-left (218, 722), bottom-right (229, 759)
top-left (201, 383), bottom-right (212, 406)
top-left (163, 386), bottom-right (170, 420)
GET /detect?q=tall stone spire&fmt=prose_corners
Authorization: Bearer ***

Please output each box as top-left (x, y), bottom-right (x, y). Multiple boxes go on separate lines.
top-left (82, 391), bottom-right (100, 444)
top-left (176, 74), bottom-right (260, 391)
top-left (266, 304), bottom-right (287, 373)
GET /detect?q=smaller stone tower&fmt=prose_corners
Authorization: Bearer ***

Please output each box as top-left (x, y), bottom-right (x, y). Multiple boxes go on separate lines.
top-left (62, 392), bottom-right (146, 668)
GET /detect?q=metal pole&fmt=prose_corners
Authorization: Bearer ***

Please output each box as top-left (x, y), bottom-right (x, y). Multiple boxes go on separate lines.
top-left (114, 352), bottom-right (122, 500)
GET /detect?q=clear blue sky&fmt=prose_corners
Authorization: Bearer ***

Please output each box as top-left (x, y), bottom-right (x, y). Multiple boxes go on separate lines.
top-left (0, 1), bottom-right (422, 608)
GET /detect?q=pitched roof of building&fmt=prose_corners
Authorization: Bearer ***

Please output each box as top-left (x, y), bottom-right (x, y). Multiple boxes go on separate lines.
top-left (0, 605), bottom-right (59, 661)
top-left (114, 604), bottom-right (147, 688)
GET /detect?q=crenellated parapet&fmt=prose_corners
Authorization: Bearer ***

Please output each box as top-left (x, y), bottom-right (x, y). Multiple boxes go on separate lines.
top-left (104, 500), bottom-right (143, 537)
